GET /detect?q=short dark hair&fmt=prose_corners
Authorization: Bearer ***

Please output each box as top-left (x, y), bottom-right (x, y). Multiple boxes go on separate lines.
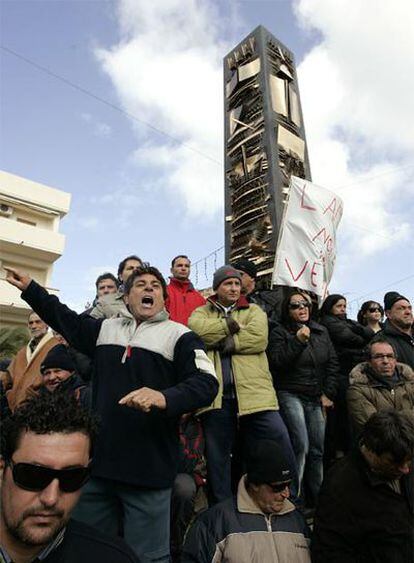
top-left (95, 272), bottom-right (119, 291)
top-left (171, 255), bottom-right (190, 268)
top-left (124, 265), bottom-right (168, 300)
top-left (117, 255), bottom-right (143, 279)
top-left (1, 392), bottom-right (99, 461)
top-left (367, 335), bottom-right (397, 358)
top-left (360, 410), bottom-right (414, 463)
top-left (357, 300), bottom-right (384, 325)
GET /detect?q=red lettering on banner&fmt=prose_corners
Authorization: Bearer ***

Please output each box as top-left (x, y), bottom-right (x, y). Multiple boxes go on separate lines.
top-left (311, 261), bottom-right (322, 288)
top-left (312, 227), bottom-right (330, 244)
top-left (323, 198), bottom-right (339, 218)
top-left (300, 185), bottom-right (317, 211)
top-left (312, 228), bottom-right (334, 256)
top-left (285, 258), bottom-right (308, 282)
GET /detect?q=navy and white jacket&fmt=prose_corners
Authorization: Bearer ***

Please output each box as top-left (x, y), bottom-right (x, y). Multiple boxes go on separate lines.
top-left (22, 281), bottom-right (218, 489)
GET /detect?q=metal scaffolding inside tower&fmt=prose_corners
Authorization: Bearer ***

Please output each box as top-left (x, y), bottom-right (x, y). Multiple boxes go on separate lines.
top-left (224, 25), bottom-right (311, 288)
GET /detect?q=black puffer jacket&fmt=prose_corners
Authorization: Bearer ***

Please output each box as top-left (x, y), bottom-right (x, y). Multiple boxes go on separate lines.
top-left (380, 320), bottom-right (414, 369)
top-left (319, 314), bottom-right (374, 377)
top-left (268, 320), bottom-right (339, 401)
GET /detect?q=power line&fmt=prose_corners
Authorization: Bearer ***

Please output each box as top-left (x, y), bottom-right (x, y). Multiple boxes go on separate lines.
top-left (347, 273), bottom-right (414, 305)
top-left (3, 45), bottom-right (413, 183)
top-left (333, 163), bottom-right (414, 192)
top-left (192, 245), bottom-right (224, 267)
top-left (3, 45), bottom-right (413, 252)
top-left (341, 223), bottom-right (414, 249)
top-left (1, 45), bottom-right (222, 166)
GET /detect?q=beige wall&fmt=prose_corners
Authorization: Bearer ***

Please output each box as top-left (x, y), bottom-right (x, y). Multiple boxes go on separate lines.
top-left (0, 170), bottom-right (71, 328)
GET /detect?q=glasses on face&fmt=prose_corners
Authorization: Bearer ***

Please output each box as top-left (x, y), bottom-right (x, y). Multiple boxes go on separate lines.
top-left (368, 307), bottom-right (381, 313)
top-left (266, 480), bottom-right (291, 493)
top-left (289, 301), bottom-right (311, 310)
top-left (8, 460), bottom-right (91, 493)
top-left (371, 354), bottom-right (395, 361)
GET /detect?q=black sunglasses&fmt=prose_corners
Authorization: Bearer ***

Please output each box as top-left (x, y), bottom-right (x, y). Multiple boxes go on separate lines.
top-left (289, 301), bottom-right (311, 310)
top-left (368, 307), bottom-right (381, 313)
top-left (266, 480), bottom-right (291, 493)
top-left (8, 460), bottom-right (91, 493)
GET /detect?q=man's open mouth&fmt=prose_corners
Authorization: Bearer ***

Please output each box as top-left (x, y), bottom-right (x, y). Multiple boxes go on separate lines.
top-left (141, 296), bottom-right (154, 308)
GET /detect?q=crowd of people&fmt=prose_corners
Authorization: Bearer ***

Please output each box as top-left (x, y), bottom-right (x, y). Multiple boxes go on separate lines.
top-left (0, 253), bottom-right (413, 563)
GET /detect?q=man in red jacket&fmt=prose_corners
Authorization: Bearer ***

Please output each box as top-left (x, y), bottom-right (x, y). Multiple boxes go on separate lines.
top-left (166, 255), bottom-right (205, 325)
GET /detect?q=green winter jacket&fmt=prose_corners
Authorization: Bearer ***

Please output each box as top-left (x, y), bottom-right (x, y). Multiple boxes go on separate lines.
top-left (188, 296), bottom-right (278, 415)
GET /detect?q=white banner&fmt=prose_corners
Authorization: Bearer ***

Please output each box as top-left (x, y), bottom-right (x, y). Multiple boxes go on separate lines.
top-left (272, 176), bottom-right (343, 299)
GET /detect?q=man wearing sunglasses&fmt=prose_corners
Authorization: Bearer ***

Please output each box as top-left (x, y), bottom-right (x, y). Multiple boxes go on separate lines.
top-left (182, 440), bottom-right (310, 563)
top-left (0, 392), bottom-right (138, 563)
top-left (348, 336), bottom-right (414, 435)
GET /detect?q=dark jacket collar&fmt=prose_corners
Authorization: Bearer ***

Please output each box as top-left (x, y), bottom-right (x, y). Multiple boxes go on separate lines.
top-left (353, 447), bottom-right (413, 494)
top-left (383, 319), bottom-right (414, 341)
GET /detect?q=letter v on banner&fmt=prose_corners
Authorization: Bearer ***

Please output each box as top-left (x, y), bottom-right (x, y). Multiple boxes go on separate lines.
top-left (272, 176), bottom-right (344, 300)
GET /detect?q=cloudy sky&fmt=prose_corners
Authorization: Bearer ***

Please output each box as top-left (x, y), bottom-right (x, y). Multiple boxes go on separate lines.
top-left (2, 0), bottom-right (413, 315)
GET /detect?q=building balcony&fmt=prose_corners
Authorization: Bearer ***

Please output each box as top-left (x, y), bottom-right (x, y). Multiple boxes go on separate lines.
top-left (0, 217), bottom-right (65, 262)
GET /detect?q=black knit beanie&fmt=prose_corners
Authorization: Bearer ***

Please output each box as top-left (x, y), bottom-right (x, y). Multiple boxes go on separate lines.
top-left (246, 440), bottom-right (292, 484)
top-left (231, 259), bottom-right (257, 280)
top-left (40, 344), bottom-right (75, 374)
top-left (384, 291), bottom-right (408, 311)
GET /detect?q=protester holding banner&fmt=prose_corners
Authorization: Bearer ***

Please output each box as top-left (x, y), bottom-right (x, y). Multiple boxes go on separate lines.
top-left (319, 294), bottom-right (374, 459)
top-left (268, 289), bottom-right (339, 508)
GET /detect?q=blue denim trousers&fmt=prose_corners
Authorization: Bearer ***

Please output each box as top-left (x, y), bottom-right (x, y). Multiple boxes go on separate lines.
top-left (72, 476), bottom-right (171, 562)
top-left (201, 399), bottom-right (298, 505)
top-left (277, 391), bottom-right (326, 505)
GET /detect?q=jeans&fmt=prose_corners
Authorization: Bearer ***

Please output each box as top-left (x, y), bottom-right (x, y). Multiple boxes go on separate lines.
top-left (202, 399), bottom-right (298, 504)
top-left (170, 473), bottom-right (197, 562)
top-left (278, 391), bottom-right (326, 505)
top-left (72, 477), bottom-right (171, 562)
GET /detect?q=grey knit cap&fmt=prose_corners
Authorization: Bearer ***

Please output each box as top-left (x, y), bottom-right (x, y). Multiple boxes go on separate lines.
top-left (213, 265), bottom-right (242, 291)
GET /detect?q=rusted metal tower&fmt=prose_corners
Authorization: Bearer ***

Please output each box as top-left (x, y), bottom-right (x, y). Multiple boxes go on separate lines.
top-left (224, 25), bottom-right (311, 287)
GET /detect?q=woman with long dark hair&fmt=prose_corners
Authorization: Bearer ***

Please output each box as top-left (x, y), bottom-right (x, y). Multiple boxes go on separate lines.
top-left (268, 289), bottom-right (339, 506)
top-left (357, 300), bottom-right (384, 333)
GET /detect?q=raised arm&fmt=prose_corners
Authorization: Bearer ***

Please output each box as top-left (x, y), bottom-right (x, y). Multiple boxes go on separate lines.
top-left (5, 267), bottom-right (102, 357)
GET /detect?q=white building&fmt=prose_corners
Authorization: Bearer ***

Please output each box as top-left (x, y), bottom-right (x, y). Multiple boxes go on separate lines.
top-left (0, 170), bottom-right (71, 328)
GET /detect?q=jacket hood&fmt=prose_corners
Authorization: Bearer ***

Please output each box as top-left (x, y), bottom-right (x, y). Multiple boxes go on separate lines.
top-left (237, 475), bottom-right (296, 517)
top-left (350, 361), bottom-right (414, 385)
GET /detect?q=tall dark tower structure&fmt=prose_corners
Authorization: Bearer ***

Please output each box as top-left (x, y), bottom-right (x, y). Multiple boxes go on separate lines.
top-left (224, 26), bottom-right (311, 287)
